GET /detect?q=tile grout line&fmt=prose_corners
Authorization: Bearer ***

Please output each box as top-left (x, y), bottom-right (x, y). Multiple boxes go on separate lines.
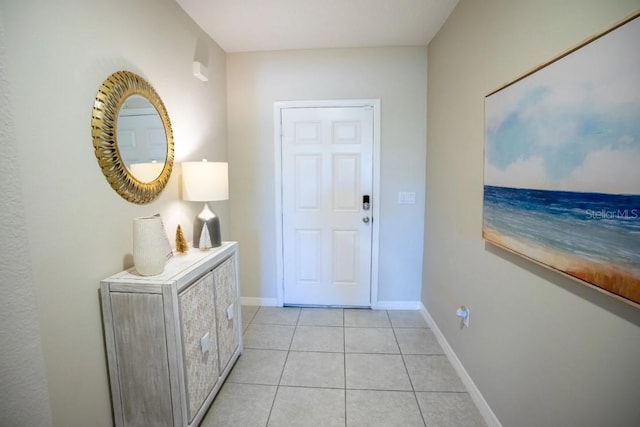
top-left (267, 307), bottom-right (302, 426)
top-left (260, 307), bottom-right (283, 427)
top-left (230, 306), bottom-right (483, 426)
top-left (388, 310), bottom-right (428, 427)
top-left (343, 308), bottom-right (348, 427)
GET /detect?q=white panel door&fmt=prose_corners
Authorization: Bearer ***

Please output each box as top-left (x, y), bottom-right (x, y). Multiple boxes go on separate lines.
top-left (281, 106), bottom-right (373, 306)
top-left (117, 111), bottom-right (167, 167)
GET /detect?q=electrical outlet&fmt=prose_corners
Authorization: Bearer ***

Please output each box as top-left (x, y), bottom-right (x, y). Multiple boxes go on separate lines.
top-left (455, 306), bottom-right (470, 328)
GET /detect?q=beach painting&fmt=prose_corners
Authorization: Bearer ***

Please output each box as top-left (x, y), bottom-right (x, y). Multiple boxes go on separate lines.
top-left (483, 13), bottom-right (640, 306)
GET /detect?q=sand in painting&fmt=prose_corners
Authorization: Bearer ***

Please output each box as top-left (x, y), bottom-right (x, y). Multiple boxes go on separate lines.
top-left (483, 227), bottom-right (640, 304)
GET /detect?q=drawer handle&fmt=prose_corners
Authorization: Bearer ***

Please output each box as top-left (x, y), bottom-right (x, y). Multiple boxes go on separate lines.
top-left (200, 332), bottom-right (210, 354)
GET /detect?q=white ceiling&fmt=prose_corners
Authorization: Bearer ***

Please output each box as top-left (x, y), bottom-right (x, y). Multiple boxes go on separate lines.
top-left (175, 0), bottom-right (459, 53)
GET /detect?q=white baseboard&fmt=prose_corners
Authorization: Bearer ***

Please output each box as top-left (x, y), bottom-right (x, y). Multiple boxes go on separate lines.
top-left (374, 300), bottom-right (422, 310)
top-left (420, 303), bottom-right (502, 427)
top-left (240, 297), bottom-right (279, 306)
top-left (241, 298), bottom-right (422, 310)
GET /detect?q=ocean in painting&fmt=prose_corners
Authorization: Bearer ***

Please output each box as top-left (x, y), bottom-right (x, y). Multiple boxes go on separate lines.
top-left (483, 185), bottom-right (640, 273)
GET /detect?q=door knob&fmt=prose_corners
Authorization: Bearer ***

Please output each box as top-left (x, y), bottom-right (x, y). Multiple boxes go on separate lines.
top-left (362, 216), bottom-right (370, 223)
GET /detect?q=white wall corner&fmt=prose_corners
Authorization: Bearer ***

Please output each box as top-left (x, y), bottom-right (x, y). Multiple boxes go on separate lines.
top-left (420, 303), bottom-right (503, 427)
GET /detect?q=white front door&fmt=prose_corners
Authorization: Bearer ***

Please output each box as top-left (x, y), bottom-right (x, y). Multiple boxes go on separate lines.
top-left (280, 106), bottom-right (374, 306)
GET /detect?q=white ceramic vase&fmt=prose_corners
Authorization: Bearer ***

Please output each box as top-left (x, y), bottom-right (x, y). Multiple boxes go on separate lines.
top-left (133, 215), bottom-right (167, 276)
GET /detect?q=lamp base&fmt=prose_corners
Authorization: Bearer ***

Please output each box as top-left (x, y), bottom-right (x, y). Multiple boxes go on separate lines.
top-left (193, 203), bottom-right (221, 250)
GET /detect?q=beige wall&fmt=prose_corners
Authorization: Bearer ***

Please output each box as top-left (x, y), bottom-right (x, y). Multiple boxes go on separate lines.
top-left (425, 1), bottom-right (640, 426)
top-left (1, 0), bottom-right (228, 425)
top-left (0, 11), bottom-right (53, 426)
top-left (227, 47), bottom-right (427, 304)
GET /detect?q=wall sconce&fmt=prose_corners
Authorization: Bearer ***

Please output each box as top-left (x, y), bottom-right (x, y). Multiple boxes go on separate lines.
top-left (193, 61), bottom-right (209, 82)
top-left (181, 160), bottom-right (228, 249)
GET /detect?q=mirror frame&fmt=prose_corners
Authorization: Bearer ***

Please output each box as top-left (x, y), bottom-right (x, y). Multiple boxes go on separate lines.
top-left (91, 70), bottom-right (174, 204)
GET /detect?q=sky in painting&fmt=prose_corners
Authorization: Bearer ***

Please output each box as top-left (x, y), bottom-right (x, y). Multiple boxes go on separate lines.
top-left (484, 15), bottom-right (640, 195)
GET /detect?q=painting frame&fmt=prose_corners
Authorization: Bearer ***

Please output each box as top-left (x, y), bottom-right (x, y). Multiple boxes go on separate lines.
top-left (483, 11), bottom-right (640, 307)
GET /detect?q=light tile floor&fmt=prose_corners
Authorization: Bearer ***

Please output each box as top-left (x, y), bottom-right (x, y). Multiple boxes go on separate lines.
top-left (201, 306), bottom-right (487, 427)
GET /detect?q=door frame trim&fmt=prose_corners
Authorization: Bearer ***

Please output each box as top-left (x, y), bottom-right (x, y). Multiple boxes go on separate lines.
top-left (273, 99), bottom-right (381, 307)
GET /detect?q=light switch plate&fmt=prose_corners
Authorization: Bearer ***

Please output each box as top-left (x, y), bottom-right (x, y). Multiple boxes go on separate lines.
top-left (226, 304), bottom-right (234, 320)
top-left (398, 192), bottom-right (416, 205)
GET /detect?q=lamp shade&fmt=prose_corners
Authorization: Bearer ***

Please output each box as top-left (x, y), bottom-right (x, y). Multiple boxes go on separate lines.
top-left (181, 160), bottom-right (228, 202)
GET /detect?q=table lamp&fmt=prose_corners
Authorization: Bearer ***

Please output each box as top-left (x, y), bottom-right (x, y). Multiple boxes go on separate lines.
top-left (181, 160), bottom-right (228, 249)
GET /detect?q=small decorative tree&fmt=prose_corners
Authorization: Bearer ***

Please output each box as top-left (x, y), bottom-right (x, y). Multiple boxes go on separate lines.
top-left (175, 224), bottom-right (188, 254)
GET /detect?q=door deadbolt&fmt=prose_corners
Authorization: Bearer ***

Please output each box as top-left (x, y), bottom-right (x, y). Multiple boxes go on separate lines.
top-left (362, 216), bottom-right (370, 223)
top-left (363, 195), bottom-right (370, 211)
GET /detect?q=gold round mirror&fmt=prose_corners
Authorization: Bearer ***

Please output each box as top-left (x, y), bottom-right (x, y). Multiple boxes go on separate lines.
top-left (91, 71), bottom-right (174, 204)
